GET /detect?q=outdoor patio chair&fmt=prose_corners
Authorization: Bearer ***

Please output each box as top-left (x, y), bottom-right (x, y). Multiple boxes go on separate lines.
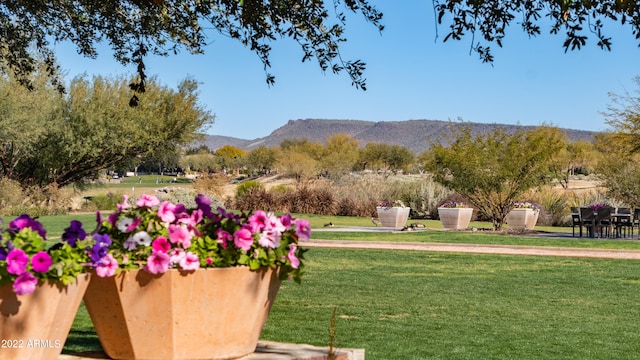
top-left (595, 206), bottom-right (613, 238)
top-left (579, 207), bottom-right (596, 238)
top-left (634, 208), bottom-right (640, 239)
top-left (613, 207), bottom-right (633, 238)
top-left (570, 207), bottom-right (582, 237)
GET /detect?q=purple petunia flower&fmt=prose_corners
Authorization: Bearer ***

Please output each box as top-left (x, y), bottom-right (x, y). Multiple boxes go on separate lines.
top-left (62, 220), bottom-right (87, 247)
top-left (8, 214), bottom-right (46, 239)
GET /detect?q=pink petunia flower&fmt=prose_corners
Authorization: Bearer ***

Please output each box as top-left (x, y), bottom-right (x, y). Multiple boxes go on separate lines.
top-left (117, 194), bottom-right (131, 211)
top-left (13, 272), bottom-right (38, 295)
top-left (179, 252), bottom-right (200, 271)
top-left (169, 248), bottom-right (185, 265)
top-left (152, 236), bottom-right (171, 253)
top-left (233, 228), bottom-right (254, 251)
top-left (158, 201), bottom-right (177, 223)
top-left (6, 248), bottom-right (29, 275)
top-left (286, 244), bottom-right (300, 269)
top-left (136, 194), bottom-right (160, 208)
top-left (31, 251), bottom-right (52, 273)
top-left (95, 254), bottom-right (119, 277)
top-left (145, 251), bottom-right (171, 274)
top-left (258, 230), bottom-right (280, 249)
top-left (294, 219), bottom-right (311, 240)
top-left (216, 229), bottom-right (232, 249)
top-left (248, 210), bottom-right (269, 232)
top-left (169, 224), bottom-right (193, 248)
top-left (125, 217), bottom-right (142, 232)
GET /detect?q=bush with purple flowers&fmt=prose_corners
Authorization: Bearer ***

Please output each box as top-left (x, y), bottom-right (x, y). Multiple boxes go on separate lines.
top-left (0, 215), bottom-right (100, 296)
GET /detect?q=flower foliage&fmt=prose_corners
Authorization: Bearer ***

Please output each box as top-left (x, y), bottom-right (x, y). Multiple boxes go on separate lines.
top-left (439, 201), bottom-right (465, 208)
top-left (588, 203), bottom-right (608, 211)
top-left (378, 200), bottom-right (406, 208)
top-left (512, 202), bottom-right (537, 210)
top-left (0, 215), bottom-right (98, 296)
top-left (93, 194), bottom-right (309, 283)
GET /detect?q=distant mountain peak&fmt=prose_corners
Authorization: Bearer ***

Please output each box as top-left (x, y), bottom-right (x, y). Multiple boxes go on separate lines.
top-left (197, 119), bottom-right (595, 153)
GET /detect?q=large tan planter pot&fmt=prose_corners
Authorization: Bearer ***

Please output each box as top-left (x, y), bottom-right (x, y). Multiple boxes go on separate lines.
top-left (0, 274), bottom-right (90, 360)
top-left (438, 207), bottom-right (474, 230)
top-left (506, 208), bottom-right (539, 230)
top-left (83, 267), bottom-right (282, 360)
top-left (376, 207), bottom-right (411, 228)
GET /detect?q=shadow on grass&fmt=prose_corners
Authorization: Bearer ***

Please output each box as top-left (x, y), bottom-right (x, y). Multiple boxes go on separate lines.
top-left (62, 329), bottom-right (102, 354)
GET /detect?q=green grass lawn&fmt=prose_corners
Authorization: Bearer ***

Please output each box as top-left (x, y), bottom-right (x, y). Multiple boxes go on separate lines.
top-left (6, 214), bottom-right (640, 359)
top-left (65, 248), bottom-right (640, 359)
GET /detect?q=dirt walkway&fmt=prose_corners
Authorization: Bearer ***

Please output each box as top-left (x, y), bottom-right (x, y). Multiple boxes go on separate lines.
top-left (304, 240), bottom-right (640, 260)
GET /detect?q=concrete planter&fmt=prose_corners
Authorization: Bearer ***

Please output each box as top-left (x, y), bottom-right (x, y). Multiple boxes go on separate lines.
top-left (0, 274), bottom-right (90, 360)
top-left (506, 208), bottom-right (539, 230)
top-left (376, 207), bottom-right (411, 228)
top-left (83, 267), bottom-right (281, 360)
top-left (438, 207), bottom-right (474, 230)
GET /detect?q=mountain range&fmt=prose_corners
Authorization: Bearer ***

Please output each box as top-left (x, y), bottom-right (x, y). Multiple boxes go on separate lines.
top-left (197, 119), bottom-right (596, 154)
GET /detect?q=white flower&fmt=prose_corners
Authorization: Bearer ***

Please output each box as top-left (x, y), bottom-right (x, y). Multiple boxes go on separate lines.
top-left (117, 218), bottom-right (134, 233)
top-left (133, 231), bottom-right (152, 246)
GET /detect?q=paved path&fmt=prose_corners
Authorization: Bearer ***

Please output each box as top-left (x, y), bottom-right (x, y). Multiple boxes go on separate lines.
top-left (305, 239), bottom-right (640, 260)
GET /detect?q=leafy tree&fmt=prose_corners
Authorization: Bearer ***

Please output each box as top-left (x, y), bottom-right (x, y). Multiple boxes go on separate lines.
top-left (425, 125), bottom-right (566, 230)
top-left (596, 77), bottom-right (640, 205)
top-left (552, 139), bottom-right (597, 189)
top-left (1, 0), bottom-right (383, 92)
top-left (433, 1), bottom-right (640, 63)
top-left (245, 146), bottom-right (278, 175)
top-left (180, 152), bottom-right (219, 174)
top-left (321, 134), bottom-right (360, 179)
top-left (214, 145), bottom-right (246, 174)
top-left (359, 142), bottom-right (415, 177)
top-left (4, 1), bottom-right (637, 93)
top-left (276, 149), bottom-right (320, 182)
top-left (7, 75), bottom-right (213, 187)
top-left (0, 68), bottom-right (62, 180)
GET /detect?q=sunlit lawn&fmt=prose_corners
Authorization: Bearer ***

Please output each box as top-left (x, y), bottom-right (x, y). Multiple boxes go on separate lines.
top-left (6, 213), bottom-right (640, 359)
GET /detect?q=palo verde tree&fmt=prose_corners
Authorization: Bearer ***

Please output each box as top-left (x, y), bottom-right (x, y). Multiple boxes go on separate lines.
top-left (425, 124), bottom-right (566, 230)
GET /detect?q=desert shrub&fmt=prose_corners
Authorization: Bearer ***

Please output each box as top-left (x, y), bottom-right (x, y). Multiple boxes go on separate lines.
top-left (20, 183), bottom-right (72, 215)
top-left (7, 206), bottom-right (50, 217)
top-left (90, 193), bottom-right (124, 211)
top-left (192, 173), bottom-right (228, 199)
top-left (236, 180), bottom-right (265, 198)
top-left (234, 187), bottom-right (274, 212)
top-left (290, 185), bottom-right (337, 215)
top-left (403, 177), bottom-right (452, 219)
top-left (0, 178), bottom-right (24, 215)
top-left (336, 195), bottom-right (378, 217)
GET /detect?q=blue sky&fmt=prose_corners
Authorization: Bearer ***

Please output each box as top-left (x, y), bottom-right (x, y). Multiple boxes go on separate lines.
top-left (53, 2), bottom-right (640, 140)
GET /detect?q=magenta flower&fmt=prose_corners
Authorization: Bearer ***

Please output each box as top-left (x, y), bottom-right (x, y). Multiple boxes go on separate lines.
top-left (136, 194), bottom-right (160, 208)
top-left (13, 272), bottom-right (38, 295)
top-left (294, 219), bottom-right (311, 240)
top-left (31, 251), bottom-right (52, 273)
top-left (145, 251), bottom-right (171, 274)
top-left (248, 210), bottom-right (269, 232)
top-left (169, 224), bottom-right (193, 248)
top-left (152, 236), bottom-right (171, 253)
top-left (126, 217), bottom-right (142, 232)
top-left (287, 245), bottom-right (300, 269)
top-left (216, 229), bottom-right (232, 249)
top-left (234, 228), bottom-right (254, 251)
top-left (158, 201), bottom-right (177, 223)
top-left (9, 215), bottom-right (46, 239)
top-left (279, 213), bottom-right (292, 228)
top-left (95, 254), bottom-right (119, 277)
top-left (179, 252), bottom-right (200, 271)
top-left (6, 248), bottom-right (29, 275)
